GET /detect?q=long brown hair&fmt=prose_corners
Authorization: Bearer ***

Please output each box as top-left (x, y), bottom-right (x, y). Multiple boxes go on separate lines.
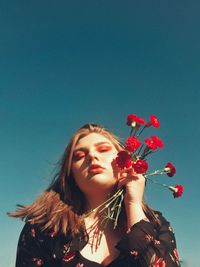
top-left (8, 123), bottom-right (160, 235)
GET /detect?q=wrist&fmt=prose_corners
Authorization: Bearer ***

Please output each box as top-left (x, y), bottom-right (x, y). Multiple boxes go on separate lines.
top-left (125, 201), bottom-right (143, 207)
top-left (125, 202), bottom-right (147, 229)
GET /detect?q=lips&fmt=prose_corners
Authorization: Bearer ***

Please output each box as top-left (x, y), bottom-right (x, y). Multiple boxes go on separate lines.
top-left (89, 164), bottom-right (105, 174)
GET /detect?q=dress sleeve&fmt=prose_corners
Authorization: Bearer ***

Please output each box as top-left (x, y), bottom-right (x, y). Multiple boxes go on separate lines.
top-left (116, 212), bottom-right (181, 266)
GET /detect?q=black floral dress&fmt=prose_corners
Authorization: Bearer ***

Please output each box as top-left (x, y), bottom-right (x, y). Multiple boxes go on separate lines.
top-left (15, 212), bottom-right (181, 267)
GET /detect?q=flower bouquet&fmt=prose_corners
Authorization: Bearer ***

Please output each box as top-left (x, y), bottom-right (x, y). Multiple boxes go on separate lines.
top-left (84, 114), bottom-right (184, 242)
top-left (115, 114), bottom-right (184, 198)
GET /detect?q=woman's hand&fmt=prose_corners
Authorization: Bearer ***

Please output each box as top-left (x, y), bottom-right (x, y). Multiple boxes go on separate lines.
top-left (117, 168), bottom-right (146, 206)
top-left (115, 166), bottom-right (148, 228)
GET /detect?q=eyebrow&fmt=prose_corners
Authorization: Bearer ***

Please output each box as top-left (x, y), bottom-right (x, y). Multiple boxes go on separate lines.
top-left (73, 141), bottom-right (112, 153)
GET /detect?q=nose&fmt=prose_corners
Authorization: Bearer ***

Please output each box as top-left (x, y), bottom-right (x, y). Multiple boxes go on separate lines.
top-left (87, 150), bottom-right (99, 161)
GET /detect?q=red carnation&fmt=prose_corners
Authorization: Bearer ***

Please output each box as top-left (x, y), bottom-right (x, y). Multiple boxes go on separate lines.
top-left (125, 136), bottom-right (142, 152)
top-left (164, 162), bottom-right (176, 177)
top-left (169, 184), bottom-right (184, 198)
top-left (151, 136), bottom-right (164, 148)
top-left (144, 138), bottom-right (157, 150)
top-left (147, 115), bottom-right (160, 128)
top-left (132, 159), bottom-right (148, 174)
top-left (115, 151), bottom-right (133, 169)
top-left (126, 114), bottom-right (146, 127)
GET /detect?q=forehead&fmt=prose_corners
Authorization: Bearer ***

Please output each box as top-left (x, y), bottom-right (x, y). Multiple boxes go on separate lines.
top-left (75, 133), bottom-right (113, 149)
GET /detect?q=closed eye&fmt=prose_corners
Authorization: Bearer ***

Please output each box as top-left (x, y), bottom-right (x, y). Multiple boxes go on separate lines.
top-left (98, 146), bottom-right (112, 152)
top-left (73, 152), bottom-right (85, 161)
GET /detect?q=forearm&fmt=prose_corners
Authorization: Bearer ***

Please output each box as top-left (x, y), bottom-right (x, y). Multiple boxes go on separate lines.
top-left (125, 202), bottom-right (149, 229)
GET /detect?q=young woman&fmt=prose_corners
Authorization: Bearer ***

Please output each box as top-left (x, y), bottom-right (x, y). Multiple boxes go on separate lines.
top-left (9, 123), bottom-right (181, 267)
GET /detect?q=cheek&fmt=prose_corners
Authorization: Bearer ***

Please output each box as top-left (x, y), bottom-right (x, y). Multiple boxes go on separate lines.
top-left (103, 153), bottom-right (118, 169)
top-left (108, 151), bottom-right (118, 161)
top-left (71, 160), bottom-right (88, 184)
top-left (106, 152), bottom-right (120, 176)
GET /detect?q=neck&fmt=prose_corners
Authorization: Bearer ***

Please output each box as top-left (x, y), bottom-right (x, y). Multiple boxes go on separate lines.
top-left (84, 188), bottom-right (116, 214)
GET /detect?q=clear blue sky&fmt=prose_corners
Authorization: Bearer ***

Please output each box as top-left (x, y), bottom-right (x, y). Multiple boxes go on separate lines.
top-left (1, 1), bottom-right (200, 266)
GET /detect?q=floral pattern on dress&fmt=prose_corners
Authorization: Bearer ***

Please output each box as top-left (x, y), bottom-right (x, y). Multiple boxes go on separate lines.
top-left (130, 250), bottom-right (139, 258)
top-left (63, 251), bottom-right (76, 262)
top-left (15, 212), bottom-right (181, 267)
top-left (169, 248), bottom-right (180, 266)
top-left (32, 257), bottom-right (43, 266)
top-left (152, 256), bottom-right (166, 267)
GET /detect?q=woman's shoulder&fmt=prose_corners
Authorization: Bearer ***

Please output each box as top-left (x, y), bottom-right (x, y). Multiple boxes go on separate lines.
top-left (153, 210), bottom-right (176, 234)
top-left (154, 210), bottom-right (170, 223)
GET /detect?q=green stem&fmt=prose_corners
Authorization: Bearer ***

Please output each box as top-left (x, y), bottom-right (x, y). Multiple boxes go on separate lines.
top-left (145, 176), bottom-right (169, 188)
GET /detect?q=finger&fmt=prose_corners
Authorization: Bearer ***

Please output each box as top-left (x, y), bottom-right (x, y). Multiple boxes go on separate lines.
top-left (118, 171), bottom-right (141, 181)
top-left (117, 176), bottom-right (139, 189)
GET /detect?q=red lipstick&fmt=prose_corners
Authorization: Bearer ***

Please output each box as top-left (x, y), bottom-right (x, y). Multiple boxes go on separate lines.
top-left (89, 164), bottom-right (105, 174)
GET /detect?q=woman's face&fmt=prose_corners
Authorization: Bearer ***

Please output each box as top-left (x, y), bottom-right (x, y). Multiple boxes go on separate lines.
top-left (71, 133), bottom-right (119, 194)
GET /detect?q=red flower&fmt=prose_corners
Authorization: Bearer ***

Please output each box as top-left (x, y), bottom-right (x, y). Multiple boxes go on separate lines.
top-left (125, 136), bottom-right (142, 152)
top-left (153, 256), bottom-right (166, 267)
top-left (151, 136), bottom-right (164, 148)
top-left (147, 115), bottom-right (160, 128)
top-left (169, 184), bottom-right (184, 198)
top-left (174, 184), bottom-right (184, 198)
top-left (115, 151), bottom-right (133, 169)
top-left (144, 138), bottom-right (157, 150)
top-left (126, 114), bottom-right (146, 126)
top-left (164, 162), bottom-right (176, 177)
top-left (132, 159), bottom-right (148, 174)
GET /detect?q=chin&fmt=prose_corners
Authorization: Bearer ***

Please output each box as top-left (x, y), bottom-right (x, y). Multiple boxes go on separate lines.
top-left (89, 174), bottom-right (116, 187)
